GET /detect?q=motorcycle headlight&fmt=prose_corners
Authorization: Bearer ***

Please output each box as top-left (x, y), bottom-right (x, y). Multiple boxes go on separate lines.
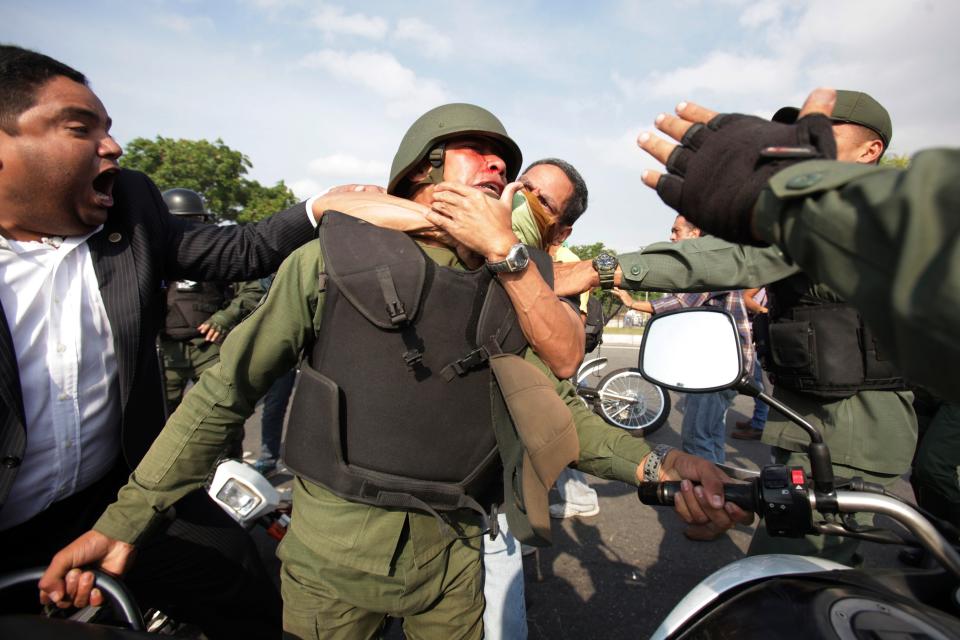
top-left (215, 478), bottom-right (263, 518)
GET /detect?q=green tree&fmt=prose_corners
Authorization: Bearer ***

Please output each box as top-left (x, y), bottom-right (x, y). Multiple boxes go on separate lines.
top-left (120, 136), bottom-right (297, 222)
top-left (880, 153), bottom-right (910, 169)
top-left (567, 242), bottom-right (621, 317)
top-left (567, 242), bottom-right (665, 320)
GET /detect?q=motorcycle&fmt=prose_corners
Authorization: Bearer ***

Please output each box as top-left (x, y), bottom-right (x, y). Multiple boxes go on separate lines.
top-left (0, 460), bottom-right (288, 638)
top-left (634, 307), bottom-right (960, 639)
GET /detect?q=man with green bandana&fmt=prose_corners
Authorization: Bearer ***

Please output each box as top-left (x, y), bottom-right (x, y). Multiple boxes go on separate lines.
top-left (40, 103), bottom-right (746, 640)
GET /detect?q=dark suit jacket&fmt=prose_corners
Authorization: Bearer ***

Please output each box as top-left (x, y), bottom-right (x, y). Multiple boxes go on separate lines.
top-left (0, 169), bottom-right (316, 508)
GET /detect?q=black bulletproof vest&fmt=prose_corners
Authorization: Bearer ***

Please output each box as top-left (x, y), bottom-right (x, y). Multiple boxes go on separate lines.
top-left (755, 273), bottom-right (905, 398)
top-left (163, 280), bottom-right (227, 340)
top-left (283, 212), bottom-right (549, 514)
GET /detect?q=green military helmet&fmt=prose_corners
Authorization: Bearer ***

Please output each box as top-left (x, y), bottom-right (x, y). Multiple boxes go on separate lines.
top-left (162, 188), bottom-right (210, 218)
top-left (387, 103), bottom-right (523, 196)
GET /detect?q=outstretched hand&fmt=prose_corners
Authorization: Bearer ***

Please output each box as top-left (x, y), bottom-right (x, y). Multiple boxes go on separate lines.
top-left (425, 182), bottom-right (524, 262)
top-left (38, 530), bottom-right (135, 609)
top-left (636, 88), bottom-right (839, 244)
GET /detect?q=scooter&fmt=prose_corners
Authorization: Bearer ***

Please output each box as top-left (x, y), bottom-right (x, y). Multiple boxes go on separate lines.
top-left (635, 307), bottom-right (960, 639)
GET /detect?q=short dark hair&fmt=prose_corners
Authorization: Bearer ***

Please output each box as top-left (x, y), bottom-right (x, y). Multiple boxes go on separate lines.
top-left (522, 157), bottom-right (588, 227)
top-left (0, 44), bottom-right (88, 134)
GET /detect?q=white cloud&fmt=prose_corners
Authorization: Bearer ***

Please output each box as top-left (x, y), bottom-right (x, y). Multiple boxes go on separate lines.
top-left (307, 154), bottom-right (388, 178)
top-left (310, 4), bottom-right (388, 40)
top-left (738, 0), bottom-right (787, 28)
top-left (645, 51), bottom-right (799, 99)
top-left (581, 126), bottom-right (650, 171)
top-left (393, 17), bottom-right (453, 58)
top-left (299, 49), bottom-right (449, 117)
top-left (152, 13), bottom-right (213, 34)
top-left (289, 178), bottom-right (322, 200)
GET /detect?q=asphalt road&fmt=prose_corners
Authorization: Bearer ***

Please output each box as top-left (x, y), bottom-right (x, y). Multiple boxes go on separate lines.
top-left (240, 340), bottom-right (910, 639)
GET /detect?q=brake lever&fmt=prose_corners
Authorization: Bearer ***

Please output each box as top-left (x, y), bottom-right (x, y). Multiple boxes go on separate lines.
top-left (716, 464), bottom-right (760, 481)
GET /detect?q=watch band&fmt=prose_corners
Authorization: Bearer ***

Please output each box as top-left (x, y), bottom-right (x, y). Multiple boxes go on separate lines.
top-left (642, 444), bottom-right (675, 482)
top-left (486, 243), bottom-right (529, 274)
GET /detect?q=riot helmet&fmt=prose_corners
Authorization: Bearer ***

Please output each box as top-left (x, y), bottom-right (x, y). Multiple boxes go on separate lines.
top-left (162, 188), bottom-right (210, 219)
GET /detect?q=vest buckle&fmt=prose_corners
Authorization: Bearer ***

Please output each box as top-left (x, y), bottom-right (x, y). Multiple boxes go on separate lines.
top-left (386, 300), bottom-right (408, 325)
top-left (402, 348), bottom-right (423, 369)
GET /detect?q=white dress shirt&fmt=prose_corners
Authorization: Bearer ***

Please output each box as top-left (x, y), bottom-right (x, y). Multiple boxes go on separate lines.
top-left (0, 230), bottom-right (120, 530)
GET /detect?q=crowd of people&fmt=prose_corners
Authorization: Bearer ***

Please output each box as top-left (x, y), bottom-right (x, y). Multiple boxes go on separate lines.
top-left (0, 42), bottom-right (957, 639)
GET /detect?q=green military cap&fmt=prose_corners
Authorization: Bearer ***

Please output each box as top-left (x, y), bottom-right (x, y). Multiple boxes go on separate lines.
top-left (772, 90), bottom-right (892, 149)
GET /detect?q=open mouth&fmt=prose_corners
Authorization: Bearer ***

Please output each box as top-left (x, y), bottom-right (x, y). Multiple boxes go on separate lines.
top-left (476, 182), bottom-right (504, 198)
top-left (92, 168), bottom-right (119, 208)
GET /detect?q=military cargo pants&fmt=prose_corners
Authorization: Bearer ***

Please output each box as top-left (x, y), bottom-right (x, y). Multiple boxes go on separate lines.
top-left (161, 337), bottom-right (222, 414)
top-left (278, 525), bottom-right (484, 640)
top-left (912, 402), bottom-right (960, 527)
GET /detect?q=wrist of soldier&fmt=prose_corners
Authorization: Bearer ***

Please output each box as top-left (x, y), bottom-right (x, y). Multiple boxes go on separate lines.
top-left (485, 233), bottom-right (521, 263)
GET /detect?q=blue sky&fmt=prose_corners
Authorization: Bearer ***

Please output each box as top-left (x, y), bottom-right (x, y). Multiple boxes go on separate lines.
top-left (5, 0), bottom-right (958, 250)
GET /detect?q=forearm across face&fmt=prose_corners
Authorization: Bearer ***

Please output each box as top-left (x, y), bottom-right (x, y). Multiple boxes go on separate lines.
top-left (310, 191), bottom-right (437, 234)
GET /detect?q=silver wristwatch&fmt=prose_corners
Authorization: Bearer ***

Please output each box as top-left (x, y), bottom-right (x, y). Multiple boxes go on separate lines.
top-left (642, 444), bottom-right (675, 482)
top-left (486, 243), bottom-right (530, 274)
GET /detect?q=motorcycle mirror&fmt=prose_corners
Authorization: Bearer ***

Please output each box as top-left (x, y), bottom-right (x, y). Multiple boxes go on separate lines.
top-left (638, 308), bottom-right (744, 393)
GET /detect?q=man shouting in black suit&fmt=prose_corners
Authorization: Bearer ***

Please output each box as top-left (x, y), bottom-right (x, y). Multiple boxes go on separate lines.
top-left (0, 44), bottom-right (321, 637)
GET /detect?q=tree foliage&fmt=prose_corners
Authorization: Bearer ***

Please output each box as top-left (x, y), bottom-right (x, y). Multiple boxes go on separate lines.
top-left (880, 153), bottom-right (910, 169)
top-left (120, 136), bottom-right (297, 223)
top-left (567, 242), bottom-right (620, 315)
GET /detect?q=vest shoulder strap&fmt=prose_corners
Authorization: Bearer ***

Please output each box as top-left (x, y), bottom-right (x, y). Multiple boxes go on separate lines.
top-left (319, 211), bottom-right (426, 328)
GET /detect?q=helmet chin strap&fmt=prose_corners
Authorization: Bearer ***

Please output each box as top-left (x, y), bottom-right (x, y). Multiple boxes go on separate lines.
top-left (415, 143), bottom-right (446, 187)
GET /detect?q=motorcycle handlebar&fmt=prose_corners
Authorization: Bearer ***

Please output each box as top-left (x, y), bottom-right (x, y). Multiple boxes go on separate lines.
top-left (0, 568), bottom-right (145, 631)
top-left (637, 481), bottom-right (757, 512)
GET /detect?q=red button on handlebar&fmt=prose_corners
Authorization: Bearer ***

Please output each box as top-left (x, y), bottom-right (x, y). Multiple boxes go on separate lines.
top-left (790, 469), bottom-right (805, 486)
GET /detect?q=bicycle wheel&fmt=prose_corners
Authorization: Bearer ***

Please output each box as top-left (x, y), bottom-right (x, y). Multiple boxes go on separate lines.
top-left (595, 367), bottom-right (670, 435)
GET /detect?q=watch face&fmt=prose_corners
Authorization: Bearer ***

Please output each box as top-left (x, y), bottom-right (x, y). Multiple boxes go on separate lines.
top-left (595, 253), bottom-right (617, 270)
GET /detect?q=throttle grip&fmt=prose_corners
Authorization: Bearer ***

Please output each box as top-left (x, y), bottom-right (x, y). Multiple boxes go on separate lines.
top-left (637, 481), bottom-right (758, 512)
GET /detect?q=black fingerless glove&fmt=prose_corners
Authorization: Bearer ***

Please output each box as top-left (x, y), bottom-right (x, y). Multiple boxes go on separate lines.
top-left (656, 113), bottom-right (837, 245)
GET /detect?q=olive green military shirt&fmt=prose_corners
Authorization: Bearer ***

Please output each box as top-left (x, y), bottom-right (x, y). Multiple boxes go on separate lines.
top-left (616, 232), bottom-right (916, 475)
top-left (753, 150), bottom-right (960, 403)
top-left (94, 237), bottom-right (650, 575)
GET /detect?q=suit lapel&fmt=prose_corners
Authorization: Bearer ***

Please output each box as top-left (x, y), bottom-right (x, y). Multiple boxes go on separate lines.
top-left (0, 300), bottom-right (27, 503)
top-left (89, 220), bottom-right (141, 410)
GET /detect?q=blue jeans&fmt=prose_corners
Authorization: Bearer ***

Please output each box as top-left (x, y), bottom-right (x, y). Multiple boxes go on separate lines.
top-left (259, 369), bottom-right (297, 462)
top-left (680, 389), bottom-right (737, 464)
top-left (482, 512), bottom-right (527, 639)
top-left (749, 356), bottom-right (769, 430)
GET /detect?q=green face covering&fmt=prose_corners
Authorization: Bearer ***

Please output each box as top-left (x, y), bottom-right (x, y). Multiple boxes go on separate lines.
top-left (511, 190), bottom-right (548, 249)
